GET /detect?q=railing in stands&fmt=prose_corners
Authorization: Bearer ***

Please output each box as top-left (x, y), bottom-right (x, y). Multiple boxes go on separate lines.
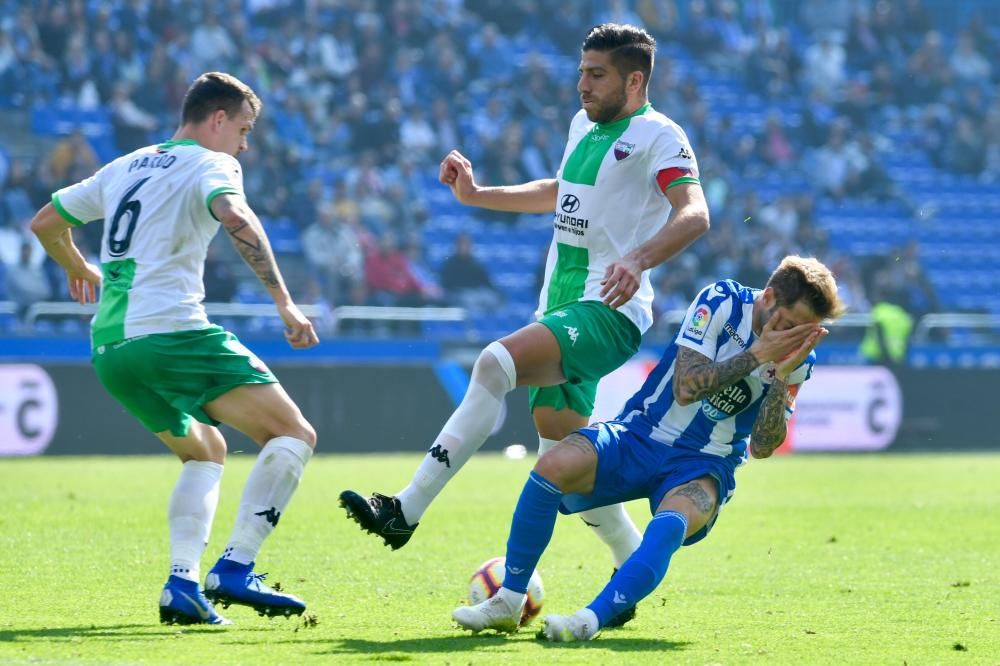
top-left (16, 301), bottom-right (466, 335)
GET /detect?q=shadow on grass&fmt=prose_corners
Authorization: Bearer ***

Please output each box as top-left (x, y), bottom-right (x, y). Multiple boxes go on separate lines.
top-left (0, 623), bottom-right (273, 642)
top-left (245, 633), bottom-right (690, 656)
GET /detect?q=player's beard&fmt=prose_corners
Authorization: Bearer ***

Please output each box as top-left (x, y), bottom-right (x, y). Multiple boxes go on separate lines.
top-left (583, 84), bottom-right (628, 124)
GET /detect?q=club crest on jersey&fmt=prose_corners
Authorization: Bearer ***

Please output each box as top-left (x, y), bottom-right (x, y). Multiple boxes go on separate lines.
top-left (685, 305), bottom-right (712, 340)
top-left (614, 140), bottom-right (635, 161)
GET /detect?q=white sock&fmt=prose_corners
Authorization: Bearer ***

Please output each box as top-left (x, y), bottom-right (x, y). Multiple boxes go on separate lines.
top-left (222, 436), bottom-right (312, 565)
top-left (574, 608), bottom-right (600, 637)
top-left (497, 586), bottom-right (526, 610)
top-left (168, 460), bottom-right (223, 582)
top-left (538, 436), bottom-right (559, 456)
top-left (578, 503), bottom-right (643, 568)
top-left (397, 341), bottom-right (516, 525)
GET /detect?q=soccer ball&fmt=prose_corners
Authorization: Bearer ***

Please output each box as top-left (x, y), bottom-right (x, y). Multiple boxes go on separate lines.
top-left (468, 556), bottom-right (544, 626)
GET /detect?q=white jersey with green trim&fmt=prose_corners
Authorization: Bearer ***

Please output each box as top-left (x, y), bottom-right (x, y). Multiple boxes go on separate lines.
top-left (537, 103), bottom-right (699, 334)
top-left (51, 139), bottom-right (243, 347)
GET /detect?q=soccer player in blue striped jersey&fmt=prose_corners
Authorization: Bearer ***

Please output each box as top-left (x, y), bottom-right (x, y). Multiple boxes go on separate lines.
top-left (452, 256), bottom-right (846, 640)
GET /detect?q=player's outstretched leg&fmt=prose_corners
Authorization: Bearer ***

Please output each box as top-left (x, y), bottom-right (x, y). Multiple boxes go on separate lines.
top-left (602, 567), bottom-right (637, 628)
top-left (159, 575), bottom-right (231, 625)
top-left (537, 610), bottom-right (600, 643)
top-left (340, 341), bottom-right (516, 549)
top-left (338, 491), bottom-right (417, 550)
top-left (453, 591), bottom-right (524, 634)
top-left (206, 436), bottom-right (313, 617)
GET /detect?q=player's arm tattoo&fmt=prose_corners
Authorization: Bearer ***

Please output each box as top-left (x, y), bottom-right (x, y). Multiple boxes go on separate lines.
top-left (750, 378), bottom-right (789, 458)
top-left (673, 346), bottom-right (761, 405)
top-left (222, 214), bottom-right (282, 290)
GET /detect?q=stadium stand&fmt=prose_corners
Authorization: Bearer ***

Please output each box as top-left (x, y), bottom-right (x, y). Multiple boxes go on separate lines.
top-left (0, 0), bottom-right (998, 354)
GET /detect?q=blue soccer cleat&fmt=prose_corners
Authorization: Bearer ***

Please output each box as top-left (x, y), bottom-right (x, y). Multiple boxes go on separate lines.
top-left (204, 558), bottom-right (306, 618)
top-left (159, 575), bottom-right (231, 625)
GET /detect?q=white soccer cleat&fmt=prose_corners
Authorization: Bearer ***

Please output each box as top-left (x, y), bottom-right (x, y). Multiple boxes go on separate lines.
top-left (538, 611), bottom-right (599, 642)
top-left (453, 594), bottom-right (523, 634)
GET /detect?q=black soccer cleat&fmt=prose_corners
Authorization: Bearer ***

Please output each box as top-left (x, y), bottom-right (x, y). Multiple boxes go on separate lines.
top-left (338, 490), bottom-right (418, 550)
top-left (602, 568), bottom-right (637, 628)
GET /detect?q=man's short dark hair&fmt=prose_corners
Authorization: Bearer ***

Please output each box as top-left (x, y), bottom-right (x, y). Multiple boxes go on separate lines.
top-left (180, 72), bottom-right (262, 126)
top-left (582, 23), bottom-right (656, 91)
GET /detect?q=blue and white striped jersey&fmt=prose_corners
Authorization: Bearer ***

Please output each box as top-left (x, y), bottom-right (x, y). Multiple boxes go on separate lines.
top-left (617, 280), bottom-right (815, 464)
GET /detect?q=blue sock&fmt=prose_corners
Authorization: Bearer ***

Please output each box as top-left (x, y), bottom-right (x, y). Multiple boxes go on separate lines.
top-left (587, 510), bottom-right (688, 627)
top-left (502, 471), bottom-right (564, 593)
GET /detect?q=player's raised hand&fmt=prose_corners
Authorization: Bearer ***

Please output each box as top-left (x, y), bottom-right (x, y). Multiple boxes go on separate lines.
top-left (278, 302), bottom-right (320, 349)
top-left (66, 262), bottom-right (102, 304)
top-left (438, 150), bottom-right (478, 204)
top-left (600, 256), bottom-right (642, 309)
top-left (749, 311), bottom-right (819, 364)
top-left (775, 326), bottom-right (828, 380)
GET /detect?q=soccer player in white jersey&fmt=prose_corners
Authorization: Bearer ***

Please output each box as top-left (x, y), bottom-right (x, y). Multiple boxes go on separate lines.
top-left (30, 72), bottom-right (319, 626)
top-left (452, 256), bottom-right (847, 639)
top-left (340, 23), bottom-right (709, 625)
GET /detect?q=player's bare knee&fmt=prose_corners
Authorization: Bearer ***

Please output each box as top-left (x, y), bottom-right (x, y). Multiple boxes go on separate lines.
top-left (534, 450), bottom-right (568, 488)
top-left (473, 341), bottom-right (516, 396)
top-left (294, 419), bottom-right (317, 449)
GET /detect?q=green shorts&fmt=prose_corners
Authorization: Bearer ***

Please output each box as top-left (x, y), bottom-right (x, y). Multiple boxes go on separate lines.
top-left (91, 325), bottom-right (278, 437)
top-left (528, 300), bottom-right (641, 416)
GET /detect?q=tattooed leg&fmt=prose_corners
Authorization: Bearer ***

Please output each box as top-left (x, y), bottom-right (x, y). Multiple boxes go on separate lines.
top-left (535, 433), bottom-right (599, 495)
top-left (658, 476), bottom-right (719, 538)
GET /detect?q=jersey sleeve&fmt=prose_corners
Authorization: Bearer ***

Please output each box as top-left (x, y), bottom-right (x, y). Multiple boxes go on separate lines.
top-left (51, 165), bottom-right (109, 226)
top-left (782, 351), bottom-right (817, 421)
top-left (199, 153), bottom-right (245, 220)
top-left (675, 281), bottom-right (735, 359)
top-left (651, 123), bottom-right (700, 194)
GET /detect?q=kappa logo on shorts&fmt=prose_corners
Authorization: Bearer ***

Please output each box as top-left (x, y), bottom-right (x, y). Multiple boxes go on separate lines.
top-left (563, 325), bottom-right (580, 345)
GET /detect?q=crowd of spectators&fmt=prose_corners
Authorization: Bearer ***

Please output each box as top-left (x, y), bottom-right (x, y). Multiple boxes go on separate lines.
top-left (0, 0), bottom-right (997, 339)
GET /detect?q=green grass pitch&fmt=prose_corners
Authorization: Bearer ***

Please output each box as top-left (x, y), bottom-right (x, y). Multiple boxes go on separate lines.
top-left (1, 453), bottom-right (997, 665)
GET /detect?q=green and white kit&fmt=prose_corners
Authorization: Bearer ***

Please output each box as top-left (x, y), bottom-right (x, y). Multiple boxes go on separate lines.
top-left (531, 104), bottom-right (700, 415)
top-left (52, 139), bottom-right (275, 435)
top-left (53, 139), bottom-right (243, 348)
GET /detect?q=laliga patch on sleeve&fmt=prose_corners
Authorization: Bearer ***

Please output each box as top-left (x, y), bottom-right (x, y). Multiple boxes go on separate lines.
top-left (684, 304), bottom-right (712, 341)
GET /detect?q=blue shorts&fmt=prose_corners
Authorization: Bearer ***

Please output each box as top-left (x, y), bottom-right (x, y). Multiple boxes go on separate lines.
top-left (560, 421), bottom-right (740, 545)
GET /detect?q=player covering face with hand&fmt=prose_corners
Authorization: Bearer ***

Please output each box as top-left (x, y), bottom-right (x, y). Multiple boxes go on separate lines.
top-left (340, 23), bottom-right (710, 626)
top-left (451, 256), bottom-right (846, 641)
top-left (31, 72), bottom-right (319, 625)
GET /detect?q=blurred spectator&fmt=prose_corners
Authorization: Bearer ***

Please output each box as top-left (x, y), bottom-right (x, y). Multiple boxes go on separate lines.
top-left (758, 196), bottom-right (799, 239)
top-left (203, 242), bottom-right (237, 303)
top-left (302, 204), bottom-right (364, 307)
top-left (439, 233), bottom-right (502, 312)
top-left (110, 83), bottom-right (157, 153)
top-left (759, 112), bottom-right (795, 166)
top-left (399, 107), bottom-right (437, 162)
top-left (813, 122), bottom-right (859, 199)
top-left (6, 241), bottom-right (50, 319)
top-left (802, 32), bottom-right (846, 98)
top-left (947, 115), bottom-right (987, 175)
top-left (365, 232), bottom-right (427, 308)
top-left (190, 12), bottom-right (236, 73)
top-left (859, 282), bottom-right (913, 367)
top-left (44, 128), bottom-right (99, 189)
top-left (950, 31), bottom-right (991, 84)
